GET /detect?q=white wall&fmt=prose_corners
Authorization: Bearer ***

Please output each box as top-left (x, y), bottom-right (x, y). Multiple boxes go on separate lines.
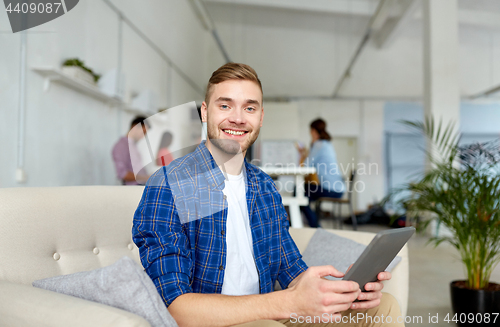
top-left (258, 102), bottom-right (300, 141)
top-left (0, 0), bottom-right (219, 187)
top-left (0, 26), bottom-right (20, 188)
top-left (459, 25), bottom-right (500, 96)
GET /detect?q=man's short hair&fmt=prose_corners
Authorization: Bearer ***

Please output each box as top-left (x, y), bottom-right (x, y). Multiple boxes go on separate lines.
top-left (205, 63), bottom-right (263, 104)
top-left (130, 116), bottom-right (150, 129)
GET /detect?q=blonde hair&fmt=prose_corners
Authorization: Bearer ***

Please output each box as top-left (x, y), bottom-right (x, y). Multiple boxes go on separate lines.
top-left (205, 63), bottom-right (262, 104)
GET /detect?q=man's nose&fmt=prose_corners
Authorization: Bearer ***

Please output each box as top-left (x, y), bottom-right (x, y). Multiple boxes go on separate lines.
top-left (228, 108), bottom-right (246, 125)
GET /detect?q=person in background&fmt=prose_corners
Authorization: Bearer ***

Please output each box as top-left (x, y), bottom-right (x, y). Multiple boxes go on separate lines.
top-left (298, 118), bottom-right (345, 227)
top-left (112, 116), bottom-right (150, 185)
top-left (156, 131), bottom-right (174, 166)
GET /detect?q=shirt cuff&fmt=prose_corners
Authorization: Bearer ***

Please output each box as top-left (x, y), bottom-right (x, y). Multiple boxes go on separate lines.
top-left (154, 274), bottom-right (193, 307)
top-left (278, 258), bottom-right (308, 289)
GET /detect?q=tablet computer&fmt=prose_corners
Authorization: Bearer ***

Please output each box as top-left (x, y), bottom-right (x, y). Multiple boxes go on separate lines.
top-left (342, 227), bottom-right (415, 291)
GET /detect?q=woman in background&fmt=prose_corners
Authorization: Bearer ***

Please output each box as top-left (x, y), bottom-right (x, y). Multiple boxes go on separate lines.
top-left (298, 118), bottom-right (345, 227)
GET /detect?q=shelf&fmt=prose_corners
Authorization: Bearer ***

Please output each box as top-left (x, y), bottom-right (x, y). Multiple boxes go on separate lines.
top-left (32, 67), bottom-right (123, 105)
top-left (32, 67), bottom-right (160, 117)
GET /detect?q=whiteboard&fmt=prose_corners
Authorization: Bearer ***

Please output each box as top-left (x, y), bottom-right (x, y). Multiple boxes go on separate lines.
top-left (260, 140), bottom-right (299, 167)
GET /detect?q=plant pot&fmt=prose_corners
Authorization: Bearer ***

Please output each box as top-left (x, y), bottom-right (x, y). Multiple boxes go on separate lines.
top-left (450, 280), bottom-right (500, 326)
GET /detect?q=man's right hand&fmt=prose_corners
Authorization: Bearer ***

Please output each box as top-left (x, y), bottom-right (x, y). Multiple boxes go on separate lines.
top-left (167, 266), bottom-right (360, 327)
top-left (286, 265), bottom-right (361, 320)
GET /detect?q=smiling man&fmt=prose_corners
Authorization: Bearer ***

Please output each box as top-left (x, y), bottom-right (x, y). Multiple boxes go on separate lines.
top-left (133, 63), bottom-right (404, 327)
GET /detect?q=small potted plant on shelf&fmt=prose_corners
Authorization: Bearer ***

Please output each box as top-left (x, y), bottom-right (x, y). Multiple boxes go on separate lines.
top-left (61, 58), bottom-right (101, 86)
top-left (391, 117), bottom-right (500, 326)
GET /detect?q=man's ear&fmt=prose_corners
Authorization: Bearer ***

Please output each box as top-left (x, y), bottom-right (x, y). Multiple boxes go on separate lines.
top-left (201, 101), bottom-right (208, 123)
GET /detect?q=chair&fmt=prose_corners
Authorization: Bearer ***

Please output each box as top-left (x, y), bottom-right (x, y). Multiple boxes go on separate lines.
top-left (315, 170), bottom-right (358, 230)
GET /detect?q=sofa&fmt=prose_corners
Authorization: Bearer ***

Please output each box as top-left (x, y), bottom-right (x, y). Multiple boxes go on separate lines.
top-left (0, 186), bottom-right (409, 327)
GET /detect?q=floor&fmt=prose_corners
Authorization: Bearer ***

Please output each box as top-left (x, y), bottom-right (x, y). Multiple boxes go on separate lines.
top-left (319, 218), bottom-right (500, 327)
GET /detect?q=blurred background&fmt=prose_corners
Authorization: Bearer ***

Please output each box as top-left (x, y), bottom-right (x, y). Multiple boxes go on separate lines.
top-left (1, 0), bottom-right (500, 213)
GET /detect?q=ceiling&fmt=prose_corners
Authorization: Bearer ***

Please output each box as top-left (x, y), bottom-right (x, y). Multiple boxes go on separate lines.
top-left (202, 0), bottom-right (500, 100)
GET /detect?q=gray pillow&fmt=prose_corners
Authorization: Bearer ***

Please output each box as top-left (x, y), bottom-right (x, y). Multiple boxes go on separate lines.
top-left (301, 229), bottom-right (402, 281)
top-left (33, 256), bottom-right (178, 327)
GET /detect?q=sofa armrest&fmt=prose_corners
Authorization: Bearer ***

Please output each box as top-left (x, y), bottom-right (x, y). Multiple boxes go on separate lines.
top-left (0, 280), bottom-right (151, 327)
top-left (381, 244), bottom-right (409, 317)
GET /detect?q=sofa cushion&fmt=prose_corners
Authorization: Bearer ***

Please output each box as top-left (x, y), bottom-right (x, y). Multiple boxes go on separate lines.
top-left (33, 256), bottom-right (178, 327)
top-left (301, 228), bottom-right (401, 280)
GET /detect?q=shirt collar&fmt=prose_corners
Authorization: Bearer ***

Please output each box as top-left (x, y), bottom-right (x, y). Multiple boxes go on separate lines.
top-left (195, 141), bottom-right (258, 191)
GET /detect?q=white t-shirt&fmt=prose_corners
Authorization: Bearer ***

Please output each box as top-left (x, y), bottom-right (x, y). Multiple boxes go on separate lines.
top-left (221, 171), bottom-right (260, 296)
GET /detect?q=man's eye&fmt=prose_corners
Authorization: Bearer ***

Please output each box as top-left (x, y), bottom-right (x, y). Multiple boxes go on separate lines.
top-left (246, 107), bottom-right (255, 112)
top-left (221, 105), bottom-right (229, 109)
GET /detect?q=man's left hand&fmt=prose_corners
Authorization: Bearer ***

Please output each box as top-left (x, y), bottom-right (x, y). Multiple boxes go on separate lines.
top-left (349, 271), bottom-right (391, 310)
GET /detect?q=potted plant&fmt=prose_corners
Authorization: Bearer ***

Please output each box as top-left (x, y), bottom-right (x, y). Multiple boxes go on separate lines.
top-left (392, 117), bottom-right (500, 326)
top-left (61, 58), bottom-right (101, 85)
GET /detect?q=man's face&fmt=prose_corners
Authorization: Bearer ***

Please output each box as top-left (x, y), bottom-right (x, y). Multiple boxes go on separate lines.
top-left (201, 79), bottom-right (264, 155)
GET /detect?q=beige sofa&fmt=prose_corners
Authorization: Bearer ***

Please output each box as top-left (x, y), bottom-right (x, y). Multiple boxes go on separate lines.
top-left (0, 186), bottom-right (408, 327)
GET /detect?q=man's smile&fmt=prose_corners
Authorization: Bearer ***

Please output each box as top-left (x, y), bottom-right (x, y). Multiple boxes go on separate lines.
top-left (222, 129), bottom-right (249, 137)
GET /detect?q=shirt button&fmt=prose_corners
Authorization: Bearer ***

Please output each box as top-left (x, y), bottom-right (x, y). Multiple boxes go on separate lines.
top-left (219, 265), bottom-right (224, 270)
top-left (221, 230), bottom-right (225, 236)
top-left (212, 183), bottom-right (215, 187)
top-left (223, 195), bottom-right (227, 200)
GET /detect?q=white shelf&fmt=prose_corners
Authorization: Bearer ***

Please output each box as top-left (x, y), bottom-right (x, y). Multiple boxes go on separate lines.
top-left (32, 67), bottom-right (124, 105)
top-left (33, 67), bottom-right (159, 116)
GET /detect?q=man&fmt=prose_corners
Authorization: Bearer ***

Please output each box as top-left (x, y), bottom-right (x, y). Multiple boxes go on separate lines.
top-left (112, 116), bottom-right (150, 185)
top-left (133, 63), bottom-right (404, 327)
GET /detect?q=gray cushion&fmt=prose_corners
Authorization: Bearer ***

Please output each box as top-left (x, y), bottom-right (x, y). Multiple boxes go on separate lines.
top-left (301, 229), bottom-right (401, 281)
top-left (33, 256), bottom-right (178, 327)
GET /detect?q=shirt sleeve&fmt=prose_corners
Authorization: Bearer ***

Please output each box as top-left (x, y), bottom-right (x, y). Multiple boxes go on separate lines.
top-left (112, 139), bottom-right (131, 180)
top-left (276, 203), bottom-right (309, 289)
top-left (132, 171), bottom-right (193, 307)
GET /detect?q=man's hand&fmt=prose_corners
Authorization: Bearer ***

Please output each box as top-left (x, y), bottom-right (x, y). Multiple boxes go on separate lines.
top-left (286, 266), bottom-right (361, 320)
top-left (350, 271), bottom-right (392, 310)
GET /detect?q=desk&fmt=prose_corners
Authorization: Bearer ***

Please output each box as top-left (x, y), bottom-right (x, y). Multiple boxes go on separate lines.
top-left (260, 166), bottom-right (316, 228)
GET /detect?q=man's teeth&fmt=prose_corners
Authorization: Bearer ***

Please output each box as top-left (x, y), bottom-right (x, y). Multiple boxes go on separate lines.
top-left (224, 130), bottom-right (245, 136)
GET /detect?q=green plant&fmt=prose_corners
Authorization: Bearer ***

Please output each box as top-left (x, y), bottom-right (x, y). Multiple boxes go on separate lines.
top-left (62, 58), bottom-right (101, 83)
top-left (392, 116), bottom-right (500, 290)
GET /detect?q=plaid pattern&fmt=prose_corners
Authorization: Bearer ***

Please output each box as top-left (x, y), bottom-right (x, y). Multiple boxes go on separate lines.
top-left (133, 142), bottom-right (308, 307)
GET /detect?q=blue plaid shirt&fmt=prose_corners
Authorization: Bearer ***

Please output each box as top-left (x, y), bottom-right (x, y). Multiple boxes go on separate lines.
top-left (133, 142), bottom-right (308, 307)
